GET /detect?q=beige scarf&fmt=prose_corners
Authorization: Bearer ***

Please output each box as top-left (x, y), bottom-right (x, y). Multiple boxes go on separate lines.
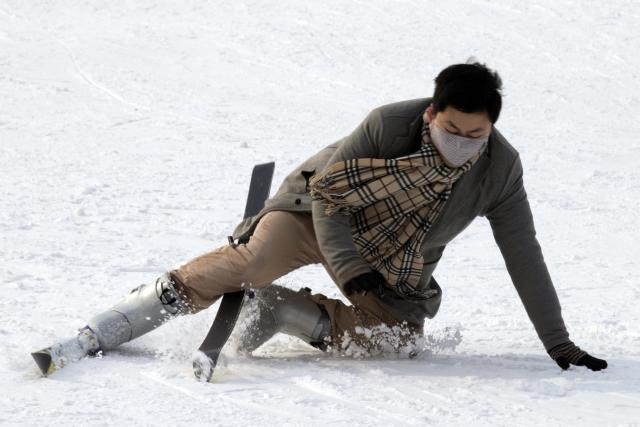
top-left (309, 121), bottom-right (483, 299)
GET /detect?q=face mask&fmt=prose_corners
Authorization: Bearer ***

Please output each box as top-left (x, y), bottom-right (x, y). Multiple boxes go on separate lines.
top-left (429, 123), bottom-right (488, 168)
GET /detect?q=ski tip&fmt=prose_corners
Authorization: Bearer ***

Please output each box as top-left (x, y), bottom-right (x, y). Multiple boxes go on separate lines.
top-left (31, 350), bottom-right (54, 377)
top-left (192, 351), bottom-right (216, 383)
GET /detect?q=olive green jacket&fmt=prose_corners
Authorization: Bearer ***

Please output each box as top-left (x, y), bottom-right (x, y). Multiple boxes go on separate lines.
top-left (232, 98), bottom-right (571, 352)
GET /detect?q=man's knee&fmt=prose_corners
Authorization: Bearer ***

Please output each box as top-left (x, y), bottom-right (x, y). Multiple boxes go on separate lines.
top-left (313, 292), bottom-right (423, 354)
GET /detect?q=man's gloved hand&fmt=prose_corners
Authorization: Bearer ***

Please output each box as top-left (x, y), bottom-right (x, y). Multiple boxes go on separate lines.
top-left (547, 341), bottom-right (608, 371)
top-left (344, 270), bottom-right (387, 297)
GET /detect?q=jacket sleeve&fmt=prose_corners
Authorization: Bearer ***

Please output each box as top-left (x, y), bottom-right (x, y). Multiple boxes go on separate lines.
top-left (312, 108), bottom-right (384, 286)
top-left (486, 155), bottom-right (571, 351)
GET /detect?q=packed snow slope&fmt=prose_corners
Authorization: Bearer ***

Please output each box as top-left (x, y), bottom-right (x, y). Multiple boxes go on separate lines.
top-left (1, 1), bottom-right (639, 425)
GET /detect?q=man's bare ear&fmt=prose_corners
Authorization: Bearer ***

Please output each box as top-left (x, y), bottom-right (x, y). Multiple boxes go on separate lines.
top-left (424, 104), bottom-right (434, 123)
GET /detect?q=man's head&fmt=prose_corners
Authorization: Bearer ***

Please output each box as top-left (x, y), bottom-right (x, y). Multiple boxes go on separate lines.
top-left (424, 62), bottom-right (503, 140)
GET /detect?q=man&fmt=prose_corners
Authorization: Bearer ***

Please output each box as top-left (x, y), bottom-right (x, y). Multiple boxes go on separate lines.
top-left (36, 62), bottom-right (607, 373)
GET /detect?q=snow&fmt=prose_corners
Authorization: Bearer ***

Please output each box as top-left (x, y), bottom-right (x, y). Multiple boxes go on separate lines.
top-left (1, 0), bottom-right (639, 425)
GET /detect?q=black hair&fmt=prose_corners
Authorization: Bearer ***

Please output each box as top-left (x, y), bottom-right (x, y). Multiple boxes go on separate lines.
top-left (432, 62), bottom-right (503, 123)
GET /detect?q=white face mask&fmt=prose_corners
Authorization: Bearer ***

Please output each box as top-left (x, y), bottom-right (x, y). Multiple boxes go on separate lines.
top-left (429, 123), bottom-right (488, 168)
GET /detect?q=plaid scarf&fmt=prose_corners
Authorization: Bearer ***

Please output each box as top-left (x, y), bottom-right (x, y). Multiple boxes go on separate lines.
top-left (309, 121), bottom-right (484, 299)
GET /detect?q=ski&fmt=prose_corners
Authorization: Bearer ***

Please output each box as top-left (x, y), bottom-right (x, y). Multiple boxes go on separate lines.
top-left (193, 161), bottom-right (275, 382)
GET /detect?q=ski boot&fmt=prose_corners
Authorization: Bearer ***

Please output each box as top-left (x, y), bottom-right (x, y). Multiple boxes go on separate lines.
top-left (31, 272), bottom-right (191, 376)
top-left (234, 285), bottom-right (332, 354)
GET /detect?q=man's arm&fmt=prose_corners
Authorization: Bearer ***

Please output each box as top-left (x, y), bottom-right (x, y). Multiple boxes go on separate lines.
top-left (312, 108), bottom-right (384, 286)
top-left (486, 155), bottom-right (571, 351)
top-left (486, 155), bottom-right (608, 371)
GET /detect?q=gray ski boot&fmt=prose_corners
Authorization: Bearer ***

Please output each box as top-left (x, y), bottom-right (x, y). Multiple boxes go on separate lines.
top-left (31, 272), bottom-right (191, 376)
top-left (234, 285), bottom-right (332, 354)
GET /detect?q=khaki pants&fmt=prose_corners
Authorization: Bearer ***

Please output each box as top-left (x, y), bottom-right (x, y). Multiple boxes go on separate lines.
top-left (171, 210), bottom-right (422, 353)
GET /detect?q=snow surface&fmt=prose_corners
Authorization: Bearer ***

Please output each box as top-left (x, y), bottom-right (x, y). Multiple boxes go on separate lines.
top-left (1, 0), bottom-right (640, 425)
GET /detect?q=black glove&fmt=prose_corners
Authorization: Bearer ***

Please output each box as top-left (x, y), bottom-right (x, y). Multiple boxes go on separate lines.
top-left (547, 341), bottom-right (608, 371)
top-left (344, 270), bottom-right (387, 297)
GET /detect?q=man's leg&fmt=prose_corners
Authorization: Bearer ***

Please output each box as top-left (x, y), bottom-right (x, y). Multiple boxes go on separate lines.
top-left (311, 288), bottom-right (424, 356)
top-left (72, 211), bottom-right (330, 358)
top-left (235, 262), bottom-right (422, 356)
top-left (170, 210), bottom-right (329, 311)
top-left (233, 214), bottom-right (424, 356)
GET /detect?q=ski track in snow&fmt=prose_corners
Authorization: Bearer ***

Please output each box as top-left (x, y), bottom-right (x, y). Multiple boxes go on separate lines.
top-left (1, 0), bottom-right (640, 425)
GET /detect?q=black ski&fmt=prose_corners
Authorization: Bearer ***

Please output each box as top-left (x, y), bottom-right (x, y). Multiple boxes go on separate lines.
top-left (193, 161), bottom-right (275, 381)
